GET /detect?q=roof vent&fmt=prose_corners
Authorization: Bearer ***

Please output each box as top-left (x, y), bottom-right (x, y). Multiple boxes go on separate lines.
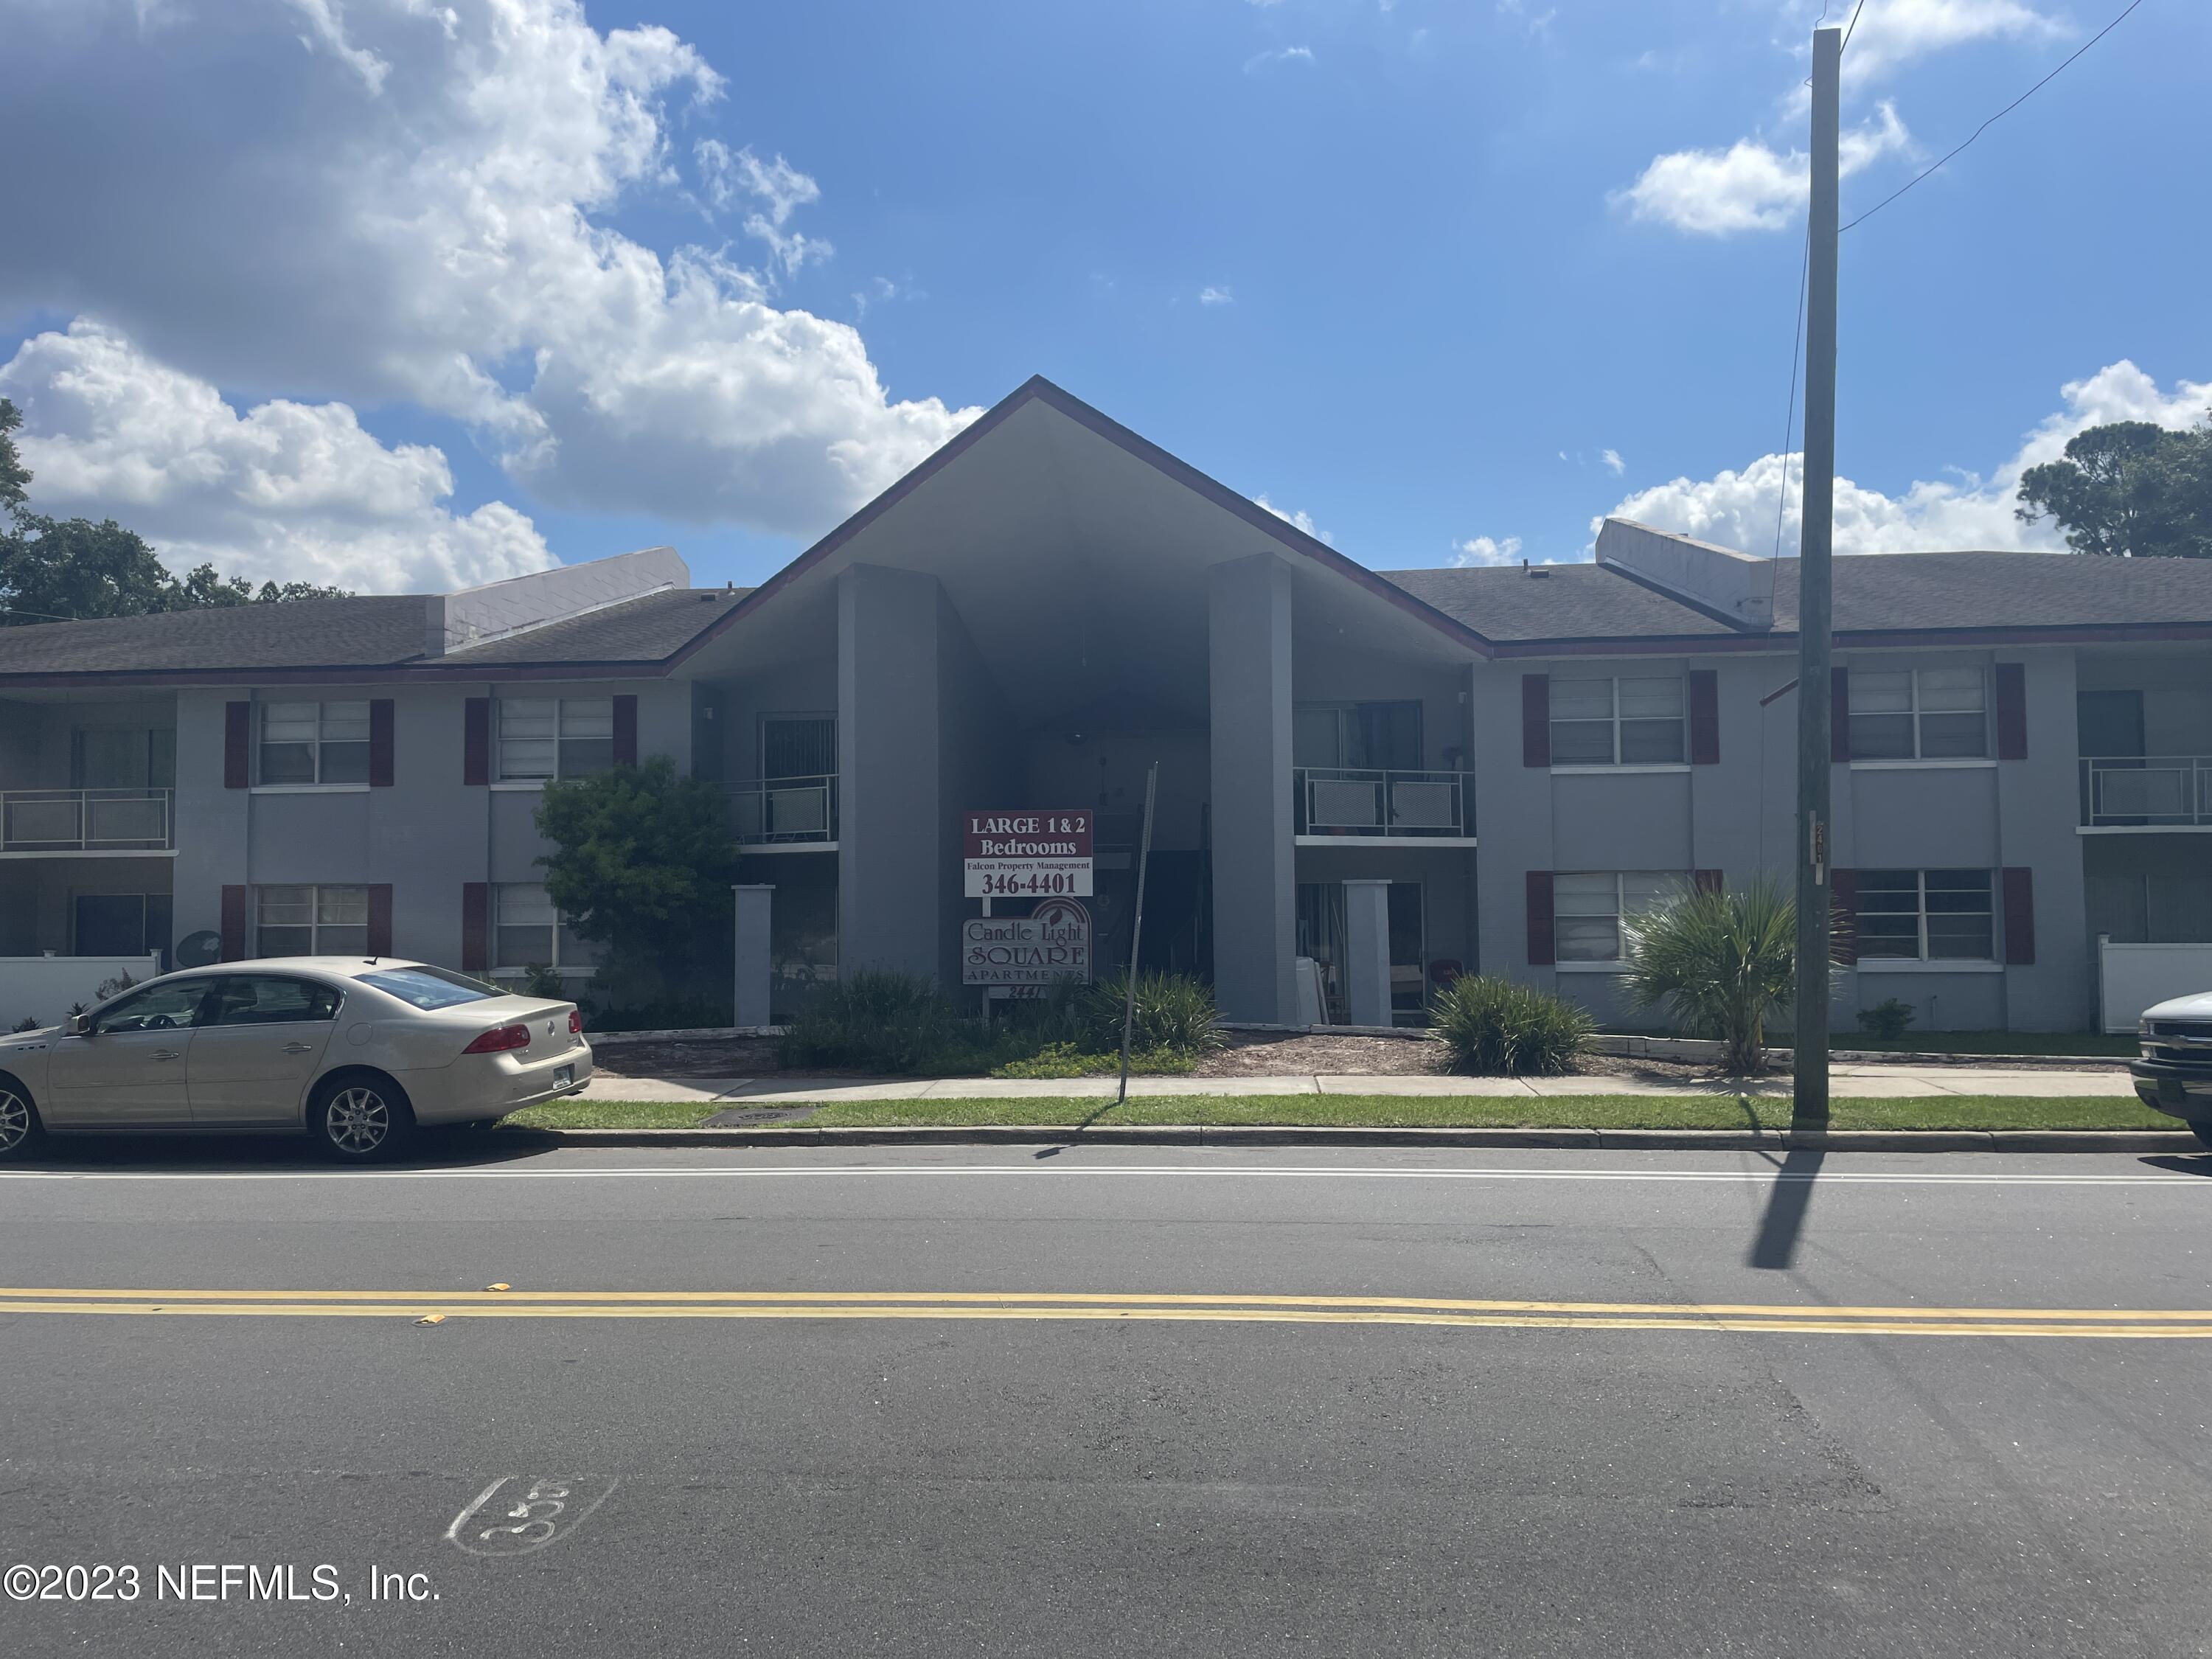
top-left (1595, 518), bottom-right (1773, 630)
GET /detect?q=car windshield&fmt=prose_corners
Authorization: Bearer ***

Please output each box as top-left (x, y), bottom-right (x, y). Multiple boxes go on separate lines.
top-left (355, 966), bottom-right (504, 1010)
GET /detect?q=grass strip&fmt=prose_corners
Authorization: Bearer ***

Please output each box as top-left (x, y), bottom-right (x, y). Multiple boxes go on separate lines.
top-left (505, 1093), bottom-right (2179, 1134)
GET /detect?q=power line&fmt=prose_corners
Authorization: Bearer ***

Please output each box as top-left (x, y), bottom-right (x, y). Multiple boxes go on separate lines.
top-left (1841, 0), bottom-right (2146, 232)
top-left (1839, 0), bottom-right (1868, 55)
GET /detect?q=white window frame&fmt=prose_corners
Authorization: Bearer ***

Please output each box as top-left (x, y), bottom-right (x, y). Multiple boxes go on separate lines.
top-left (1854, 868), bottom-right (1996, 964)
top-left (1548, 675), bottom-right (1688, 769)
top-left (1846, 667), bottom-right (1989, 764)
top-left (496, 697), bottom-right (616, 784)
top-left (1553, 870), bottom-right (1687, 967)
top-left (253, 884), bottom-right (370, 958)
top-left (257, 700), bottom-right (372, 788)
top-left (490, 882), bottom-right (594, 975)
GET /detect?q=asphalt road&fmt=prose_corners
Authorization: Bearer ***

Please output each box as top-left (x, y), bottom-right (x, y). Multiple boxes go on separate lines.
top-left (4, 1136), bottom-right (2211, 1658)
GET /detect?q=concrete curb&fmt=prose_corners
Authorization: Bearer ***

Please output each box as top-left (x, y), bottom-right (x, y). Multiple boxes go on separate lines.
top-left (498, 1124), bottom-right (2200, 1155)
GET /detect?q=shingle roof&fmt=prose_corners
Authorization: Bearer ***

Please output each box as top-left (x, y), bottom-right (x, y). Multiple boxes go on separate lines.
top-left (442, 586), bottom-right (751, 664)
top-left (1381, 552), bottom-right (2212, 645)
top-left (0, 585), bottom-right (755, 680)
top-left (0, 596), bottom-right (437, 675)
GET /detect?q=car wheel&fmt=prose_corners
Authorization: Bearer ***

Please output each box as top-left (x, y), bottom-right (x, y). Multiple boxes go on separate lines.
top-left (312, 1075), bottom-right (414, 1162)
top-left (0, 1081), bottom-right (42, 1161)
top-left (2190, 1120), bottom-right (2212, 1152)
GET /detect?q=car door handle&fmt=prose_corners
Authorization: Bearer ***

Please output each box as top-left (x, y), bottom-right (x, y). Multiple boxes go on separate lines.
top-left (282, 1041), bottom-right (315, 1054)
top-left (151, 1049), bottom-right (180, 1062)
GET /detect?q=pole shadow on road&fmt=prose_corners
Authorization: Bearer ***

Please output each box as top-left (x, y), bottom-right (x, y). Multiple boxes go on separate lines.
top-left (1747, 1147), bottom-right (1826, 1270)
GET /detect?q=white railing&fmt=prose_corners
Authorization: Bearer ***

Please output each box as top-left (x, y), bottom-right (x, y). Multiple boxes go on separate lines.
top-left (731, 774), bottom-right (837, 846)
top-left (2079, 757), bottom-right (2212, 827)
top-left (1294, 768), bottom-right (1470, 839)
top-left (0, 789), bottom-right (175, 852)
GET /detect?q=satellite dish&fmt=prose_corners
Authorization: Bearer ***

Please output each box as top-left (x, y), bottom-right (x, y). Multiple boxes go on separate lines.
top-left (175, 930), bottom-right (223, 969)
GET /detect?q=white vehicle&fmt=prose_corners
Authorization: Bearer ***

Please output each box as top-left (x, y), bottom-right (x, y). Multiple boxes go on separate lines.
top-left (0, 959), bottom-right (591, 1162)
top-left (2132, 989), bottom-right (2212, 1147)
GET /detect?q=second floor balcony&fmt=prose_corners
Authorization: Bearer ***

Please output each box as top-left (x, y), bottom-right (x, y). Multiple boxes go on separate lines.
top-left (0, 788), bottom-right (176, 855)
top-left (2080, 756), bottom-right (2212, 830)
top-left (731, 773), bottom-right (838, 850)
top-left (1294, 768), bottom-right (1472, 846)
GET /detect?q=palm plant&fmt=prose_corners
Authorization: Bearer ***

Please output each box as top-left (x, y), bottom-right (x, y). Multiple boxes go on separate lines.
top-left (1621, 878), bottom-right (1801, 1074)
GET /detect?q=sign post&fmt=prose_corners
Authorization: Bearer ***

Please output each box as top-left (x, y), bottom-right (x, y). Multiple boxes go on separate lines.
top-left (1116, 763), bottom-right (1161, 1105)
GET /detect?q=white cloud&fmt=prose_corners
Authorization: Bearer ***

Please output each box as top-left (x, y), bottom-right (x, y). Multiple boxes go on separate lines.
top-left (1244, 45), bottom-right (1315, 72)
top-left (0, 0), bottom-right (978, 537)
top-left (1450, 535), bottom-right (1525, 566)
top-left (1258, 494), bottom-right (1332, 546)
top-left (1597, 360), bottom-right (2212, 556)
top-left (1830, 0), bottom-right (2067, 91)
top-left (1601, 448), bottom-right (1624, 475)
top-left (1615, 102), bottom-right (1910, 234)
top-left (0, 319), bottom-right (552, 594)
top-left (1199, 285), bottom-right (1235, 306)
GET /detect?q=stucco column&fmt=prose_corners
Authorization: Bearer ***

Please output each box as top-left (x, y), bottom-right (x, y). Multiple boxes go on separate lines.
top-left (1343, 879), bottom-right (1392, 1027)
top-left (837, 564), bottom-right (944, 980)
top-left (1208, 552), bottom-right (1297, 1023)
top-left (733, 885), bottom-right (773, 1027)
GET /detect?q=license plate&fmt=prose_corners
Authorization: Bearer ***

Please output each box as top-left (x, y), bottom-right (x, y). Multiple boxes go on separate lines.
top-left (553, 1065), bottom-right (574, 1088)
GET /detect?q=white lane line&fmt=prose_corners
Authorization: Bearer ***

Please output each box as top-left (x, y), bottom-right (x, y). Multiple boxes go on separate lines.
top-left (0, 1163), bottom-right (2201, 1187)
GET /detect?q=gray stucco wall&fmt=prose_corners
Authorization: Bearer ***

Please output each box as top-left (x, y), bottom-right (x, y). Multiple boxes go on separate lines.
top-left (837, 564), bottom-right (945, 980)
top-left (1208, 552), bottom-right (1296, 1023)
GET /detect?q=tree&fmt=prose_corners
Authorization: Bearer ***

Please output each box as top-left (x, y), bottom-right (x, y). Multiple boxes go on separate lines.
top-left (0, 394), bottom-right (352, 622)
top-left (1622, 879), bottom-right (1803, 1075)
top-left (534, 757), bottom-right (737, 1009)
top-left (2016, 414), bottom-right (2212, 559)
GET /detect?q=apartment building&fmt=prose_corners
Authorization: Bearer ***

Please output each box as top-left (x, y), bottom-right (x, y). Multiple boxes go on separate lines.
top-left (0, 377), bottom-right (2205, 1032)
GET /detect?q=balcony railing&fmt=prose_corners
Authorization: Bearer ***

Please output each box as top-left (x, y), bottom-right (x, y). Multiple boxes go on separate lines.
top-left (2080, 756), bottom-right (2212, 827)
top-left (1294, 768), bottom-right (1470, 840)
top-left (0, 788), bottom-right (175, 852)
top-left (731, 774), bottom-right (838, 846)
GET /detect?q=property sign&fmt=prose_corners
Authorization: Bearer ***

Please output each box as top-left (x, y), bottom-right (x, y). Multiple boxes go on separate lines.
top-left (962, 809), bottom-right (1093, 898)
top-left (962, 899), bottom-right (1093, 987)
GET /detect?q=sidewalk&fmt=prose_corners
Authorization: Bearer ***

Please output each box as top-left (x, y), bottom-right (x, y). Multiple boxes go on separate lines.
top-left (577, 1065), bottom-right (2140, 1104)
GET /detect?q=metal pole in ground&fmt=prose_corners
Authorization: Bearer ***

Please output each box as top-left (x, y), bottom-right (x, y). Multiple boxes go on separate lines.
top-left (1792, 23), bottom-right (1841, 1128)
top-left (1116, 762), bottom-right (1161, 1107)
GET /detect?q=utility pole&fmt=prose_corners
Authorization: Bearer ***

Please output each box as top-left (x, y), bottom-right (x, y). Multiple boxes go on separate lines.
top-left (1792, 24), bottom-right (1841, 1128)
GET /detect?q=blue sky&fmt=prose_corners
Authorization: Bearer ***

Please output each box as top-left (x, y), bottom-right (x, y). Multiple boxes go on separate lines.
top-left (0, 0), bottom-right (2205, 595)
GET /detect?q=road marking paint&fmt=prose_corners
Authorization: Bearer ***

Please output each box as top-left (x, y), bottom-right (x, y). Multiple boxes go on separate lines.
top-left (0, 1161), bottom-right (2202, 1187)
top-left (1, 1291), bottom-right (2208, 1338)
top-left (17, 1292), bottom-right (2212, 1336)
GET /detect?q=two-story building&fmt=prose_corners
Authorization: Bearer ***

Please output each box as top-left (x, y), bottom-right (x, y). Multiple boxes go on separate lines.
top-left (0, 376), bottom-right (2205, 1032)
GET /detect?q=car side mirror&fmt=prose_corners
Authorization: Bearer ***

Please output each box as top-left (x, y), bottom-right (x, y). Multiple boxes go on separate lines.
top-left (63, 1013), bottom-right (91, 1037)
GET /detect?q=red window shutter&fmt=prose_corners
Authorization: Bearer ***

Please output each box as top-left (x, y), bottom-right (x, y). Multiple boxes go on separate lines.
top-left (461, 883), bottom-right (490, 972)
top-left (366, 885), bottom-right (394, 958)
top-left (1688, 669), bottom-right (1719, 765)
top-left (2002, 867), bottom-right (2035, 965)
top-left (1829, 667), bottom-right (1851, 763)
top-left (463, 698), bottom-right (490, 785)
top-left (613, 694), bottom-right (639, 767)
top-left (1526, 870), bottom-right (1555, 966)
top-left (1694, 869), bottom-right (1722, 895)
top-left (1994, 664), bottom-right (2027, 761)
top-left (369, 698), bottom-right (395, 787)
top-left (223, 701), bottom-right (251, 789)
top-left (1829, 868), bottom-right (1857, 966)
top-left (1521, 675), bottom-right (1550, 768)
top-left (220, 885), bottom-right (248, 961)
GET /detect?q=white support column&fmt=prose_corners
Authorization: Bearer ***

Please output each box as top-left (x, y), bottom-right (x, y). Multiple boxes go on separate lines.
top-left (1343, 878), bottom-right (1392, 1028)
top-left (733, 884), bottom-right (773, 1029)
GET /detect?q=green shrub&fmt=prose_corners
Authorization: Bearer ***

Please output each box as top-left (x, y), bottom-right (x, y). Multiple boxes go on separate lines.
top-left (780, 970), bottom-right (995, 1074)
top-left (1856, 997), bottom-right (1916, 1043)
top-left (990, 1041), bottom-right (1197, 1079)
top-left (520, 962), bottom-right (564, 1000)
top-left (1622, 878), bottom-right (1801, 1074)
top-left (582, 995), bottom-right (731, 1034)
top-left (1078, 972), bottom-right (1222, 1056)
top-left (1431, 975), bottom-right (1592, 1076)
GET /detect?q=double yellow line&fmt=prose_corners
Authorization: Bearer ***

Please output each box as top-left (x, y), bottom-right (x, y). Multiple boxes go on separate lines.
top-left (3, 1287), bottom-right (2209, 1338)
